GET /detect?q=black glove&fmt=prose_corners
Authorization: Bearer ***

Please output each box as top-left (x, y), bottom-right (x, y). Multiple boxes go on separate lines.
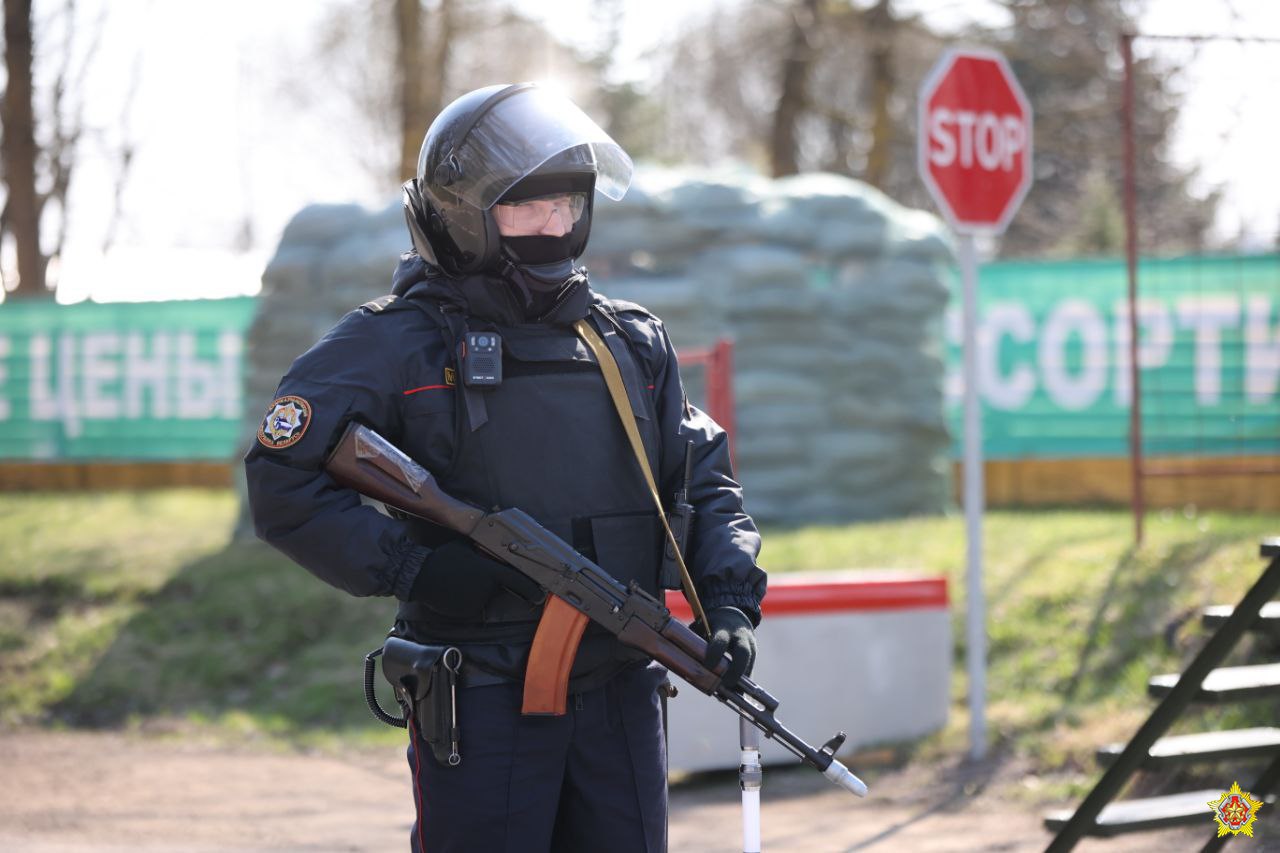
top-left (409, 539), bottom-right (544, 618)
top-left (701, 606), bottom-right (757, 687)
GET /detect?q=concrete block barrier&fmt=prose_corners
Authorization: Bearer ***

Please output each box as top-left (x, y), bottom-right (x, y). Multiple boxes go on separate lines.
top-left (663, 571), bottom-right (950, 773)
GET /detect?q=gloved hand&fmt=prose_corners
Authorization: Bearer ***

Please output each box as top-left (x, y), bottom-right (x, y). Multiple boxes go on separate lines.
top-left (410, 539), bottom-right (544, 618)
top-left (701, 606), bottom-right (757, 687)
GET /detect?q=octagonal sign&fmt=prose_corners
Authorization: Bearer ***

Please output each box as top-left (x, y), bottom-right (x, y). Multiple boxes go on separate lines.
top-left (918, 48), bottom-right (1032, 234)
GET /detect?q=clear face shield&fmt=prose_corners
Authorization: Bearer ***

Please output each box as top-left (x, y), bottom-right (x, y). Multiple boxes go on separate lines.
top-left (424, 86), bottom-right (634, 210)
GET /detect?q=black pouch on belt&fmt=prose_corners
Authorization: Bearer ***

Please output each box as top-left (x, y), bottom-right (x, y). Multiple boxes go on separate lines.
top-left (379, 636), bottom-right (463, 767)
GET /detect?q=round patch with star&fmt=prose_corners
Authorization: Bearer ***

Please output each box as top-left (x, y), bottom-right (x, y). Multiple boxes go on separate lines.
top-left (258, 395), bottom-right (312, 449)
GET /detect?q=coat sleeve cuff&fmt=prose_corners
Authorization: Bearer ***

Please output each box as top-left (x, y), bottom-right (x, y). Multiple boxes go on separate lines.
top-left (389, 542), bottom-right (432, 601)
top-left (696, 579), bottom-right (763, 627)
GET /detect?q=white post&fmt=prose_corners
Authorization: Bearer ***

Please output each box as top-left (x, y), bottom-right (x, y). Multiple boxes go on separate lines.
top-left (739, 717), bottom-right (762, 852)
top-left (959, 232), bottom-right (987, 761)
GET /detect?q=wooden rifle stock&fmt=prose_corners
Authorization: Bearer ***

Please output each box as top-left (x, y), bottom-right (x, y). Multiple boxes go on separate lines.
top-left (325, 422), bottom-right (486, 535)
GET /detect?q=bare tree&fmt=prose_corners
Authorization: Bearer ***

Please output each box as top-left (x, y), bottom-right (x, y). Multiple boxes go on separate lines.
top-left (2, 0), bottom-right (44, 296)
top-left (395, 0), bottom-right (428, 182)
top-left (286, 1), bottom-right (606, 193)
top-left (769, 0), bottom-right (821, 177)
top-left (654, 0), bottom-right (1213, 258)
top-left (99, 47), bottom-right (141, 254)
top-left (43, 1), bottom-right (105, 262)
top-left (993, 0), bottom-right (1215, 256)
top-left (395, 0), bottom-right (455, 181)
top-left (862, 0), bottom-right (895, 190)
top-left (650, 4), bottom-right (787, 170)
top-left (655, 0), bottom-right (934, 187)
top-left (1, 0), bottom-right (106, 297)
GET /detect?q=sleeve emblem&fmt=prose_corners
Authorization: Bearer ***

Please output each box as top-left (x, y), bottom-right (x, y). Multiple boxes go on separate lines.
top-left (257, 395), bottom-right (312, 449)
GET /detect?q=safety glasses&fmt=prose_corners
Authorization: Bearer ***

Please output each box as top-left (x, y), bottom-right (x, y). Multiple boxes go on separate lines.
top-left (493, 193), bottom-right (586, 234)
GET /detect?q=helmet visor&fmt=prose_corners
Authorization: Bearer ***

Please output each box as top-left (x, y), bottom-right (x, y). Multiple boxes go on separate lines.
top-left (439, 86), bottom-right (633, 209)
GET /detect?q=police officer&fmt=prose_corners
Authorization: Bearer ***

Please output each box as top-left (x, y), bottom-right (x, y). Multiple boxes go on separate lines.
top-left (244, 83), bottom-right (766, 852)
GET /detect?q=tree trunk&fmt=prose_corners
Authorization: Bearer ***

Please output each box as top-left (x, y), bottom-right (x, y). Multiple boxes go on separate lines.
top-left (427, 0), bottom-right (451, 123)
top-left (395, 0), bottom-right (453, 183)
top-left (1, 0), bottom-right (48, 297)
top-left (768, 0), bottom-right (820, 178)
top-left (395, 0), bottom-right (428, 182)
top-left (862, 0), bottom-right (895, 190)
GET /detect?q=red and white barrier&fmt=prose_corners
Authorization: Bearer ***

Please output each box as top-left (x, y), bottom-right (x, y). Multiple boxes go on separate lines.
top-left (664, 571), bottom-right (951, 773)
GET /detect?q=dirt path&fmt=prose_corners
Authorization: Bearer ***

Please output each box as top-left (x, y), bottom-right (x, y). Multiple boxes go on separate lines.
top-left (0, 730), bottom-right (1258, 852)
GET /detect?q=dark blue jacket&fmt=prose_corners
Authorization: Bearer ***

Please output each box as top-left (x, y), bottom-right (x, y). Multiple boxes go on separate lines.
top-left (244, 254), bottom-right (765, 675)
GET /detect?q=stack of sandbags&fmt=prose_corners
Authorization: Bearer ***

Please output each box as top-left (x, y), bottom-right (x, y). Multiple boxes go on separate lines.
top-left (241, 203), bottom-right (405, 430)
top-left (588, 170), bottom-right (954, 523)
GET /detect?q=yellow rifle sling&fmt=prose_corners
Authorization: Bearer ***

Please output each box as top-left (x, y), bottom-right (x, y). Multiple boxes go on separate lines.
top-left (573, 318), bottom-right (710, 636)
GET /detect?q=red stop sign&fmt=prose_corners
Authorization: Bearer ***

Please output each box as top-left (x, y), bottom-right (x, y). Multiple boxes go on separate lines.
top-left (918, 49), bottom-right (1032, 234)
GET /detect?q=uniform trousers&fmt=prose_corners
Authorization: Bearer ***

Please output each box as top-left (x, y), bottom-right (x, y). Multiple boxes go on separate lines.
top-left (407, 662), bottom-right (668, 852)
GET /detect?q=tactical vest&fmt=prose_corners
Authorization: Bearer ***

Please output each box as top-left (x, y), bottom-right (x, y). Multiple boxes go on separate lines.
top-left (395, 297), bottom-right (665, 690)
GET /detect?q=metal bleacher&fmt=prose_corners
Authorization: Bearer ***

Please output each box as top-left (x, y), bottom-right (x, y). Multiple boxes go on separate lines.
top-left (1044, 538), bottom-right (1280, 851)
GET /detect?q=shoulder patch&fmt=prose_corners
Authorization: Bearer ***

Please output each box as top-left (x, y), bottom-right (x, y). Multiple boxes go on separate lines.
top-left (360, 294), bottom-right (399, 313)
top-left (257, 395), bottom-right (312, 449)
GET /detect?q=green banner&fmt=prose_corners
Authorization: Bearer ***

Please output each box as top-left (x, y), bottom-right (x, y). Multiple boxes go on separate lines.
top-left (947, 254), bottom-right (1280, 459)
top-left (2, 255), bottom-right (1276, 464)
top-left (0, 298), bottom-right (256, 460)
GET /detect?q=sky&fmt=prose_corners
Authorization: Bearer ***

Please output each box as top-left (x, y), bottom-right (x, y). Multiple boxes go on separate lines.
top-left (1137, 1), bottom-right (1280, 246)
top-left (9, 0), bottom-right (1280, 303)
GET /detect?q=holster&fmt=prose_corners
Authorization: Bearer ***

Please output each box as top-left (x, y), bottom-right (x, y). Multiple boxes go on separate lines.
top-left (380, 636), bottom-right (462, 767)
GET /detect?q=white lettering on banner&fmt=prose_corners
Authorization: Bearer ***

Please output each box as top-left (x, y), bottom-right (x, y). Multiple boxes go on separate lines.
top-left (82, 332), bottom-right (123, 420)
top-left (0, 336), bottom-right (9, 420)
top-left (30, 333), bottom-right (91, 437)
top-left (18, 329), bottom-right (244, 440)
top-left (30, 334), bottom-right (55, 422)
top-left (1111, 300), bottom-right (1174, 406)
top-left (217, 332), bottom-right (242, 419)
top-left (945, 291), bottom-right (1278, 416)
top-left (1177, 296), bottom-right (1240, 405)
top-left (1245, 296), bottom-right (1280, 404)
top-left (928, 108), bottom-right (1025, 171)
top-left (125, 332), bottom-right (171, 418)
top-left (977, 303), bottom-right (1035, 410)
top-left (176, 331), bottom-right (236, 419)
top-left (1039, 300), bottom-right (1108, 410)
top-left (58, 335), bottom-right (82, 438)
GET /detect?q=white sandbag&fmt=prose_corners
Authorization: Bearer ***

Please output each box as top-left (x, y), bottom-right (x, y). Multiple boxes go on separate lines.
top-left (733, 371), bottom-right (827, 405)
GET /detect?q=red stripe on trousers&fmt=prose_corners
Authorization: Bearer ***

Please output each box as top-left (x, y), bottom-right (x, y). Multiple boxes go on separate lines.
top-left (409, 716), bottom-right (426, 852)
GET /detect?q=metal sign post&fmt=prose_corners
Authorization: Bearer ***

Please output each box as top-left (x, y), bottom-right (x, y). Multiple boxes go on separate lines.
top-left (918, 47), bottom-right (1033, 760)
top-left (739, 716), bottom-right (762, 853)
top-left (957, 232), bottom-right (986, 759)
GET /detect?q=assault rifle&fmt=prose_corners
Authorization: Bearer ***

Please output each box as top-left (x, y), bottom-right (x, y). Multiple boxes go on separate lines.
top-left (326, 422), bottom-right (868, 797)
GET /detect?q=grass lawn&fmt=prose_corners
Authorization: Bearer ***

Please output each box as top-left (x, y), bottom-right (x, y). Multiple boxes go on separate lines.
top-left (1, 489), bottom-right (1276, 786)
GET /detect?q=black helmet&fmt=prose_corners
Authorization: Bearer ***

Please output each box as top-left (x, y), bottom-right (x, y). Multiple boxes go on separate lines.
top-left (403, 83), bottom-right (633, 277)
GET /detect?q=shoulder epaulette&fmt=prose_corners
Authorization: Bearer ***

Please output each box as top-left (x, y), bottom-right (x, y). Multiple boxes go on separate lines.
top-left (597, 296), bottom-right (656, 320)
top-left (359, 294), bottom-right (399, 313)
